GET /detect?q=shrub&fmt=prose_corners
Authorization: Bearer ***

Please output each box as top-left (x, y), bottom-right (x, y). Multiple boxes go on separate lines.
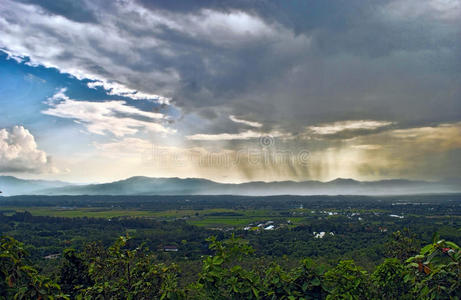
top-left (0, 236), bottom-right (67, 299)
top-left (324, 260), bottom-right (372, 299)
top-left (405, 234), bottom-right (460, 299)
top-left (372, 258), bottom-right (410, 299)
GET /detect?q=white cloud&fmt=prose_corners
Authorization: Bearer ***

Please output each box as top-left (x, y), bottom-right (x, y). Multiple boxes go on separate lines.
top-left (185, 9), bottom-right (277, 47)
top-left (87, 81), bottom-right (170, 104)
top-left (187, 130), bottom-right (288, 141)
top-left (351, 144), bottom-right (383, 150)
top-left (187, 130), bottom-right (261, 141)
top-left (229, 115), bottom-right (263, 128)
top-left (388, 122), bottom-right (461, 150)
top-left (43, 89), bottom-right (175, 137)
top-left (0, 125), bottom-right (56, 173)
top-left (308, 120), bottom-right (394, 135)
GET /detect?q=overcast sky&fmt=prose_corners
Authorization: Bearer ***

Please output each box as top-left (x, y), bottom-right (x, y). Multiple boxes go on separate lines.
top-left (0, 0), bottom-right (460, 183)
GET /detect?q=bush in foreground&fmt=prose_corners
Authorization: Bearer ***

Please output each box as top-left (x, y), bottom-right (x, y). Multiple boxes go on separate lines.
top-left (1, 233), bottom-right (459, 299)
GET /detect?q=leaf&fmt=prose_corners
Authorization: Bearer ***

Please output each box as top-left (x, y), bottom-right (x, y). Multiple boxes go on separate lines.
top-left (251, 287), bottom-right (259, 297)
top-left (423, 265), bottom-right (431, 275)
top-left (432, 232), bottom-right (440, 244)
top-left (445, 241), bottom-right (460, 250)
top-left (7, 275), bottom-right (14, 287)
top-left (311, 277), bottom-right (321, 286)
top-left (421, 244), bottom-right (434, 255)
top-left (213, 257), bottom-right (224, 265)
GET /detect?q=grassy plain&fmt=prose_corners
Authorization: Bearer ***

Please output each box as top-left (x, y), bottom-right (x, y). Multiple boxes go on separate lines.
top-left (4, 206), bottom-right (313, 228)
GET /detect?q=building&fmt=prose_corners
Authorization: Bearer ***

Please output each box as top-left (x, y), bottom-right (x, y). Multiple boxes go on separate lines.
top-left (163, 246), bottom-right (179, 252)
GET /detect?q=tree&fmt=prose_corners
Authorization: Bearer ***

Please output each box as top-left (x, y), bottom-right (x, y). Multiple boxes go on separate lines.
top-left (384, 229), bottom-right (420, 261)
top-left (79, 235), bottom-right (183, 299)
top-left (405, 234), bottom-right (460, 299)
top-left (192, 235), bottom-right (261, 299)
top-left (324, 260), bottom-right (372, 299)
top-left (372, 258), bottom-right (410, 299)
top-left (263, 258), bottom-right (327, 299)
top-left (0, 236), bottom-right (67, 299)
top-left (59, 249), bottom-right (93, 297)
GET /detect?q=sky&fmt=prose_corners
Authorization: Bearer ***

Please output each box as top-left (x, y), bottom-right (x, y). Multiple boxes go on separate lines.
top-left (0, 0), bottom-right (460, 183)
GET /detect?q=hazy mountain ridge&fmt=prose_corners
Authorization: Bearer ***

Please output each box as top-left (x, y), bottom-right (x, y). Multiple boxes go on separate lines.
top-left (0, 175), bottom-right (460, 196)
top-left (0, 176), bottom-right (71, 196)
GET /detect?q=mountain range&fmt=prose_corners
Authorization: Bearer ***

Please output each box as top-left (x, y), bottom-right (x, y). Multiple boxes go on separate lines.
top-left (1, 175), bottom-right (460, 196)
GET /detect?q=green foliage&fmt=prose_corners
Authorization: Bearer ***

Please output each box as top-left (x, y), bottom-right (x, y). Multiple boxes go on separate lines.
top-left (1, 232), bottom-right (461, 300)
top-left (192, 234), bottom-right (261, 299)
top-left (2, 194), bottom-right (460, 269)
top-left (191, 235), bottom-right (328, 299)
top-left (262, 263), bottom-right (295, 299)
top-left (405, 234), bottom-right (460, 299)
top-left (371, 258), bottom-right (410, 299)
top-left (59, 248), bottom-right (93, 297)
top-left (384, 229), bottom-right (420, 261)
top-left (324, 260), bottom-right (372, 299)
top-left (77, 235), bottom-right (184, 299)
top-left (263, 258), bottom-right (327, 299)
top-left (0, 236), bottom-right (67, 299)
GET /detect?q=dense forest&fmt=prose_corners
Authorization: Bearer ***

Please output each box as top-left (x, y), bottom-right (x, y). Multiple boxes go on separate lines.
top-left (0, 194), bottom-right (460, 299)
top-left (0, 232), bottom-right (459, 299)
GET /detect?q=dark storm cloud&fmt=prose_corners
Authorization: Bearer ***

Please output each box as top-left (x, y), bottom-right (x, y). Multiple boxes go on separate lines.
top-left (135, 0), bottom-right (380, 34)
top-left (130, 0), bottom-right (461, 136)
top-left (135, 0), bottom-right (458, 55)
top-left (16, 0), bottom-right (99, 22)
top-left (1, 0), bottom-right (461, 137)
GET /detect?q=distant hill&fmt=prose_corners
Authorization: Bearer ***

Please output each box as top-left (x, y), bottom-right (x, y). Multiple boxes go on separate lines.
top-left (0, 176), bottom-right (70, 196)
top-left (41, 176), bottom-right (223, 196)
top-left (1, 175), bottom-right (459, 196)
